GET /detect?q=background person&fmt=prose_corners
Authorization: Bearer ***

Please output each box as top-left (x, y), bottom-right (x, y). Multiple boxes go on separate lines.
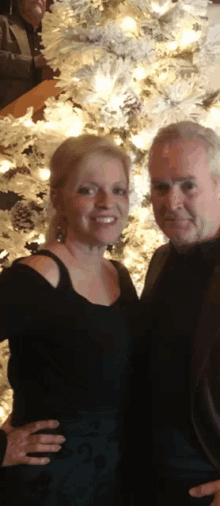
top-left (0, 0), bottom-right (57, 110)
top-left (0, 134), bottom-right (138, 505)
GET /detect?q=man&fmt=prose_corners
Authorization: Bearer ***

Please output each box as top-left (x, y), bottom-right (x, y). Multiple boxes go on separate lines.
top-left (0, 0), bottom-right (55, 109)
top-left (140, 121), bottom-right (220, 505)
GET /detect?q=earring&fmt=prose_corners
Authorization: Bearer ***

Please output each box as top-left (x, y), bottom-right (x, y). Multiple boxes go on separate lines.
top-left (56, 225), bottom-right (65, 243)
top-left (107, 244), bottom-right (114, 252)
top-left (10, 0), bottom-right (12, 15)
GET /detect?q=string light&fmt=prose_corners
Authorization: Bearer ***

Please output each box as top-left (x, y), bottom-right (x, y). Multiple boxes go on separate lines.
top-left (180, 29), bottom-right (200, 48)
top-left (151, 0), bottom-right (171, 16)
top-left (66, 118), bottom-right (84, 136)
top-left (120, 16), bottom-right (138, 35)
top-left (159, 72), bottom-right (167, 81)
top-left (114, 136), bottom-right (123, 145)
top-left (43, 121), bottom-right (56, 130)
top-left (24, 120), bottom-right (34, 127)
top-left (209, 107), bottom-right (220, 121)
top-left (167, 41), bottom-right (177, 51)
top-left (36, 234), bottom-right (46, 244)
top-left (39, 168), bottom-right (50, 180)
top-left (132, 134), bottom-right (145, 150)
top-left (133, 66), bottom-right (147, 80)
top-left (94, 76), bottom-right (112, 93)
top-left (109, 96), bottom-right (123, 109)
top-left (0, 159), bottom-right (14, 173)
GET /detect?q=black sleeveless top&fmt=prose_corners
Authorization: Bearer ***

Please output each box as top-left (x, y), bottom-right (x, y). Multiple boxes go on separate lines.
top-left (0, 250), bottom-right (138, 427)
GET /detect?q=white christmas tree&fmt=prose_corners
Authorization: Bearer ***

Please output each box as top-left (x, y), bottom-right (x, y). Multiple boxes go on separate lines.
top-left (0, 0), bottom-right (220, 297)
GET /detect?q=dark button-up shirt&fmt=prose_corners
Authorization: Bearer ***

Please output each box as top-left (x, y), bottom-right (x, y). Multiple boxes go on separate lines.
top-left (141, 237), bottom-right (220, 484)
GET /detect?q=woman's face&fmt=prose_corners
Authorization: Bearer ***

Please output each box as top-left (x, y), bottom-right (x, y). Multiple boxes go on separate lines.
top-left (57, 151), bottom-right (129, 247)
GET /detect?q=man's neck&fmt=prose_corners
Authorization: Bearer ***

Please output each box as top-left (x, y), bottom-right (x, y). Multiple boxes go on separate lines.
top-left (171, 234), bottom-right (220, 255)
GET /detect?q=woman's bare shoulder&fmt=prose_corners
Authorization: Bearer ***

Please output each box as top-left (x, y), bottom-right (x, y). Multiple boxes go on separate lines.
top-left (17, 254), bottom-right (59, 288)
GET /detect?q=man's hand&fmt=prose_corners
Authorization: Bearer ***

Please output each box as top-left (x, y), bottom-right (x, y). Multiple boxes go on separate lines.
top-left (189, 480), bottom-right (220, 505)
top-left (1, 414), bottom-right (65, 467)
top-left (34, 54), bottom-right (49, 69)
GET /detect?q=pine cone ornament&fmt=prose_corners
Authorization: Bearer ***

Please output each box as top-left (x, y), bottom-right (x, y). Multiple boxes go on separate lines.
top-left (10, 201), bottom-right (42, 232)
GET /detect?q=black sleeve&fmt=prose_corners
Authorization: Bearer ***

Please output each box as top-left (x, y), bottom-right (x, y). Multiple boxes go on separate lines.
top-left (0, 16), bottom-right (34, 79)
top-left (0, 429), bottom-right (7, 467)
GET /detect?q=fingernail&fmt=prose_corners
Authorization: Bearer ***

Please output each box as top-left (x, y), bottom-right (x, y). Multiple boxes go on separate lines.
top-left (189, 489), bottom-right (197, 496)
top-left (52, 421), bottom-right (60, 426)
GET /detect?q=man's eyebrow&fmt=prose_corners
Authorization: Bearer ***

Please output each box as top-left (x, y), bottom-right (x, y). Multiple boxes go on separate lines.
top-left (151, 176), bottom-right (196, 183)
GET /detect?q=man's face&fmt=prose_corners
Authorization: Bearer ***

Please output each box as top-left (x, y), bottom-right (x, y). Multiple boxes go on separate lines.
top-left (149, 138), bottom-right (220, 250)
top-left (19, 0), bottom-right (46, 26)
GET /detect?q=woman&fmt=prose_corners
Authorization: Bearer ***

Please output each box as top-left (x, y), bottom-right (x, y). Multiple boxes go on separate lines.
top-left (0, 134), bottom-right (138, 505)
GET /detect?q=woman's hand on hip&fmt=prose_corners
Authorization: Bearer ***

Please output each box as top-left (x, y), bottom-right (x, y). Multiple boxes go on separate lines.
top-left (1, 414), bottom-right (65, 467)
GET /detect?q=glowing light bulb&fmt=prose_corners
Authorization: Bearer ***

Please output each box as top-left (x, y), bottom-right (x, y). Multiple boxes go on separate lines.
top-left (123, 257), bottom-right (132, 268)
top-left (159, 72), bottom-right (167, 81)
top-left (210, 107), bottom-right (220, 121)
top-left (39, 168), bottom-right (50, 180)
top-left (95, 76), bottom-right (112, 93)
top-left (121, 16), bottom-right (137, 32)
top-left (66, 118), bottom-right (83, 137)
top-left (110, 96), bottom-right (122, 109)
top-left (24, 120), bottom-right (34, 127)
top-left (0, 160), bottom-right (14, 173)
top-left (133, 66), bottom-right (146, 80)
top-left (37, 234), bottom-right (45, 244)
top-left (44, 122), bottom-right (56, 130)
top-left (167, 41), bottom-right (177, 51)
top-left (132, 134), bottom-right (145, 150)
top-left (151, 0), bottom-right (170, 15)
top-left (114, 136), bottom-right (122, 145)
top-left (180, 30), bottom-right (200, 48)
top-left (0, 250), bottom-right (7, 259)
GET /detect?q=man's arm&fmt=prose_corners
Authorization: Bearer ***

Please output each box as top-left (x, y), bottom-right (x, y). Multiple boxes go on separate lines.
top-left (189, 481), bottom-right (220, 505)
top-left (0, 21), bottom-right (34, 79)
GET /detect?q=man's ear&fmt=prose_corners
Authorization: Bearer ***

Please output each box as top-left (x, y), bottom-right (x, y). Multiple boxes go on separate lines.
top-left (50, 188), bottom-right (58, 209)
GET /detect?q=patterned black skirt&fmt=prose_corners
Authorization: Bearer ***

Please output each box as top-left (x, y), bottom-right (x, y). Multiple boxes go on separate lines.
top-left (3, 412), bottom-right (123, 506)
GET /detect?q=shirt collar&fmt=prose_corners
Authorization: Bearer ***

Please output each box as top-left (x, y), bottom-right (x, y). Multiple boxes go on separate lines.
top-left (170, 235), bottom-right (220, 262)
top-left (19, 14), bottom-right (42, 34)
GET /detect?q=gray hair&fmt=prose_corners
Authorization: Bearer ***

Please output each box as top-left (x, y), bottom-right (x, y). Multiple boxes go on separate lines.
top-left (148, 121), bottom-right (220, 180)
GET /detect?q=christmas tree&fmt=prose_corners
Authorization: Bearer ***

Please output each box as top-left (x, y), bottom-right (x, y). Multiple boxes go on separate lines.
top-left (0, 0), bottom-right (220, 420)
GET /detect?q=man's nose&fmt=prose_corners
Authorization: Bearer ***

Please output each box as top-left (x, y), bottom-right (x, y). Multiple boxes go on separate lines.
top-left (164, 187), bottom-right (183, 210)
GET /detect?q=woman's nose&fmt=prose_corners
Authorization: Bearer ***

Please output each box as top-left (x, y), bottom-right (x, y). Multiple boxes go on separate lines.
top-left (96, 191), bottom-right (114, 208)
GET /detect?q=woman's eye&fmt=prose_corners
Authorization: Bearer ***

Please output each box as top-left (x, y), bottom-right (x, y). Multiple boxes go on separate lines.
top-left (153, 184), bottom-right (169, 192)
top-left (78, 187), bottom-right (95, 195)
top-left (113, 188), bottom-right (127, 195)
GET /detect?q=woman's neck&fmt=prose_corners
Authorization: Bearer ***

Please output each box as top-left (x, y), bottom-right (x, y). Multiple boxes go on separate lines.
top-left (43, 239), bottom-right (107, 275)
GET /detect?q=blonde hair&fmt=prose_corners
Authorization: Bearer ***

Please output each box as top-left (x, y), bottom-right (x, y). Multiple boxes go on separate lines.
top-left (148, 120), bottom-right (220, 179)
top-left (45, 134), bottom-right (131, 244)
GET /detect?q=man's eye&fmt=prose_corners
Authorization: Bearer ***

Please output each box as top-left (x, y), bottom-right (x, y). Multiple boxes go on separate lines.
top-left (182, 182), bottom-right (196, 191)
